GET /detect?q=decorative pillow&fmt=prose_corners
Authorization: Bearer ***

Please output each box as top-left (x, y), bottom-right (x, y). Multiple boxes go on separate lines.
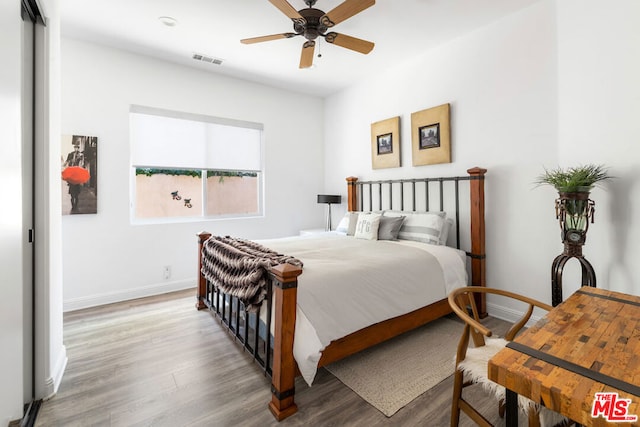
top-left (354, 212), bottom-right (382, 240)
top-left (384, 211), bottom-right (446, 245)
top-left (377, 215), bottom-right (406, 240)
top-left (335, 212), bottom-right (359, 235)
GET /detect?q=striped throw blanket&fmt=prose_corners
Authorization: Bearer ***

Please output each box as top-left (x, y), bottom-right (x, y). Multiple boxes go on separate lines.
top-left (201, 236), bottom-right (303, 312)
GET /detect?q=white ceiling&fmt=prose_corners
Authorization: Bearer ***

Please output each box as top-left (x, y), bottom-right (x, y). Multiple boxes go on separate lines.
top-left (60, 0), bottom-right (540, 97)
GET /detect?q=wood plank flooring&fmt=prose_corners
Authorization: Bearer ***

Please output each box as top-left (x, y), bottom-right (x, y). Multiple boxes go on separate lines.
top-left (36, 289), bottom-right (511, 427)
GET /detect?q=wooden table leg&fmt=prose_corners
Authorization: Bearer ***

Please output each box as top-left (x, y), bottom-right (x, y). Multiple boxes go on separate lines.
top-left (506, 389), bottom-right (518, 427)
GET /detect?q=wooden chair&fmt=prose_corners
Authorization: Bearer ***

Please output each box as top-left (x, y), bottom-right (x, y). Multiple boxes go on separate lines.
top-left (448, 286), bottom-right (570, 427)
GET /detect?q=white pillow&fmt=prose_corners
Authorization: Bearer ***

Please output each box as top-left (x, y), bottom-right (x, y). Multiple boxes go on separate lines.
top-left (440, 218), bottom-right (454, 246)
top-left (384, 211), bottom-right (446, 245)
top-left (335, 212), bottom-right (359, 235)
top-left (354, 212), bottom-right (382, 240)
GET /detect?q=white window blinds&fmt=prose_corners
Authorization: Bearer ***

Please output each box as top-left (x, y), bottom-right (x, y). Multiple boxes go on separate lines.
top-left (130, 106), bottom-right (262, 170)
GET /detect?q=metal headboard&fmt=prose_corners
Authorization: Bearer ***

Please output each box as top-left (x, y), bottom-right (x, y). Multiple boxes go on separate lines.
top-left (354, 176), bottom-right (469, 251)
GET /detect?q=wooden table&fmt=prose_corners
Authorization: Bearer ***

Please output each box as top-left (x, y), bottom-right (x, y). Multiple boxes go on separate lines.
top-left (488, 287), bottom-right (640, 426)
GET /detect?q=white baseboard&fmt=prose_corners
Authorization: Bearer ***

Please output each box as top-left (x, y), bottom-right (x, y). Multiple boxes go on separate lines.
top-left (43, 345), bottom-right (67, 400)
top-left (487, 302), bottom-right (544, 328)
top-left (63, 279), bottom-right (194, 312)
top-left (47, 345), bottom-right (69, 395)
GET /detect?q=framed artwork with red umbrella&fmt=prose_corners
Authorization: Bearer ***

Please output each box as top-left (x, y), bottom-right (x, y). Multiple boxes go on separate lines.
top-left (61, 134), bottom-right (98, 215)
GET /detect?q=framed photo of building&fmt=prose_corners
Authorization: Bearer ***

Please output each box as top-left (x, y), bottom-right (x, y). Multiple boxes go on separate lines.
top-left (371, 116), bottom-right (400, 169)
top-left (419, 123), bottom-right (440, 149)
top-left (411, 103), bottom-right (451, 166)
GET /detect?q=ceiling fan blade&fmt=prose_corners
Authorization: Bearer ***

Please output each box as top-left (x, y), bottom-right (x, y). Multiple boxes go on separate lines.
top-left (299, 41), bottom-right (316, 69)
top-left (269, 0), bottom-right (304, 20)
top-left (324, 32), bottom-right (374, 54)
top-left (322, 0), bottom-right (375, 27)
top-left (241, 33), bottom-right (297, 44)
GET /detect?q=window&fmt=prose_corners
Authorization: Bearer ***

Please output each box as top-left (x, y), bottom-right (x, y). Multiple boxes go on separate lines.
top-left (130, 106), bottom-right (263, 221)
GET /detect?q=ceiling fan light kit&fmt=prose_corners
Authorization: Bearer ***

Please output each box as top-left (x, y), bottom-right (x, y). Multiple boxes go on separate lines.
top-left (241, 0), bottom-right (375, 69)
top-left (158, 16), bottom-right (178, 27)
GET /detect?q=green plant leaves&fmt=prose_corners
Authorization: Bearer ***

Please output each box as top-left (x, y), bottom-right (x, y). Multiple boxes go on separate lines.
top-left (535, 164), bottom-right (611, 192)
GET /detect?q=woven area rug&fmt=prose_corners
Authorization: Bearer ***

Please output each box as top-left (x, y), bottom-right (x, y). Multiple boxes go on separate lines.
top-left (325, 317), bottom-right (462, 417)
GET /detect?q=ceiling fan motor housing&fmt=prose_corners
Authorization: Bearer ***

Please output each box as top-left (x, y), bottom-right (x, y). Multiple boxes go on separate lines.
top-left (295, 8), bottom-right (329, 41)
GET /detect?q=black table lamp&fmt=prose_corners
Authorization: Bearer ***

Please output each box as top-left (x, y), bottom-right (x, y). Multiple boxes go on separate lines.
top-left (317, 194), bottom-right (341, 231)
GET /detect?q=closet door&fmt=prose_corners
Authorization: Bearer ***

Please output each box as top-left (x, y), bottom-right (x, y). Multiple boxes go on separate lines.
top-left (21, 1), bottom-right (35, 408)
top-left (21, 0), bottom-right (43, 419)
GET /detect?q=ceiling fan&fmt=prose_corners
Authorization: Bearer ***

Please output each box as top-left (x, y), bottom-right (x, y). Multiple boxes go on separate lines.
top-left (241, 0), bottom-right (375, 69)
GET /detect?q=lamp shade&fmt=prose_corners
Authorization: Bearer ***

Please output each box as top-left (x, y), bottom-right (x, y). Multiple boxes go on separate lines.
top-left (317, 194), bottom-right (341, 204)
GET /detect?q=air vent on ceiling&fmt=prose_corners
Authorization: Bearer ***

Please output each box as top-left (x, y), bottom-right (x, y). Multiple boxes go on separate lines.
top-left (192, 53), bottom-right (223, 65)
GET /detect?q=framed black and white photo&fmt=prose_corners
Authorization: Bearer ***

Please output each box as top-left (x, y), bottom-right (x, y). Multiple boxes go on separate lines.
top-left (411, 103), bottom-right (451, 166)
top-left (376, 133), bottom-right (393, 154)
top-left (371, 116), bottom-right (400, 169)
top-left (418, 123), bottom-right (440, 149)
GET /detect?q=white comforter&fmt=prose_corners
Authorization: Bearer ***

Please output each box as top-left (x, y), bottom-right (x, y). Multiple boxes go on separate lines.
top-left (256, 233), bottom-right (468, 385)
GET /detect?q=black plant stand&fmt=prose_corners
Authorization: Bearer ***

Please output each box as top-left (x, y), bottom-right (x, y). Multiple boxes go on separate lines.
top-left (551, 242), bottom-right (596, 307)
top-left (550, 191), bottom-right (597, 307)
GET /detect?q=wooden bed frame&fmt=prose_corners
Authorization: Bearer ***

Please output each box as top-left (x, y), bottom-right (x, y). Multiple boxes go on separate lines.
top-left (195, 167), bottom-right (487, 421)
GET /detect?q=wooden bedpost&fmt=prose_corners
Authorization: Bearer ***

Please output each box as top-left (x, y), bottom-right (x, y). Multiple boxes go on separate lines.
top-left (268, 263), bottom-right (303, 421)
top-left (467, 167), bottom-right (487, 318)
top-left (346, 176), bottom-right (358, 212)
top-left (196, 231), bottom-right (212, 310)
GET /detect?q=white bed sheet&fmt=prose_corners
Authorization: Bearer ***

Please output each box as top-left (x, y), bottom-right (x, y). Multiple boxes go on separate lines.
top-left (257, 233), bottom-right (468, 385)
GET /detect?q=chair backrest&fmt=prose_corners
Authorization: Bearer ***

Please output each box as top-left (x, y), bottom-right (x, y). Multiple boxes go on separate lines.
top-left (448, 287), bottom-right (553, 364)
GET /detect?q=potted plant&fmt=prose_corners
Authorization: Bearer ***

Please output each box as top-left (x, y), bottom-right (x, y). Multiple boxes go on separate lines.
top-left (535, 164), bottom-right (611, 193)
top-left (535, 164), bottom-right (611, 244)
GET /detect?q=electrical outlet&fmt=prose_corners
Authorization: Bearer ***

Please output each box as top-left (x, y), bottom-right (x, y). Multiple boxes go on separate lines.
top-left (163, 265), bottom-right (171, 280)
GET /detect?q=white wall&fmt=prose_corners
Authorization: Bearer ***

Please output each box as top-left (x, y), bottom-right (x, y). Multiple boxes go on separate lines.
top-left (35, 0), bottom-right (67, 402)
top-left (0, 0), bottom-right (65, 422)
top-left (0, 1), bottom-right (26, 423)
top-left (57, 0), bottom-right (640, 329)
top-left (325, 1), bottom-right (562, 312)
top-left (61, 38), bottom-right (325, 310)
top-left (325, 0), bottom-right (640, 314)
top-left (556, 0), bottom-right (640, 296)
